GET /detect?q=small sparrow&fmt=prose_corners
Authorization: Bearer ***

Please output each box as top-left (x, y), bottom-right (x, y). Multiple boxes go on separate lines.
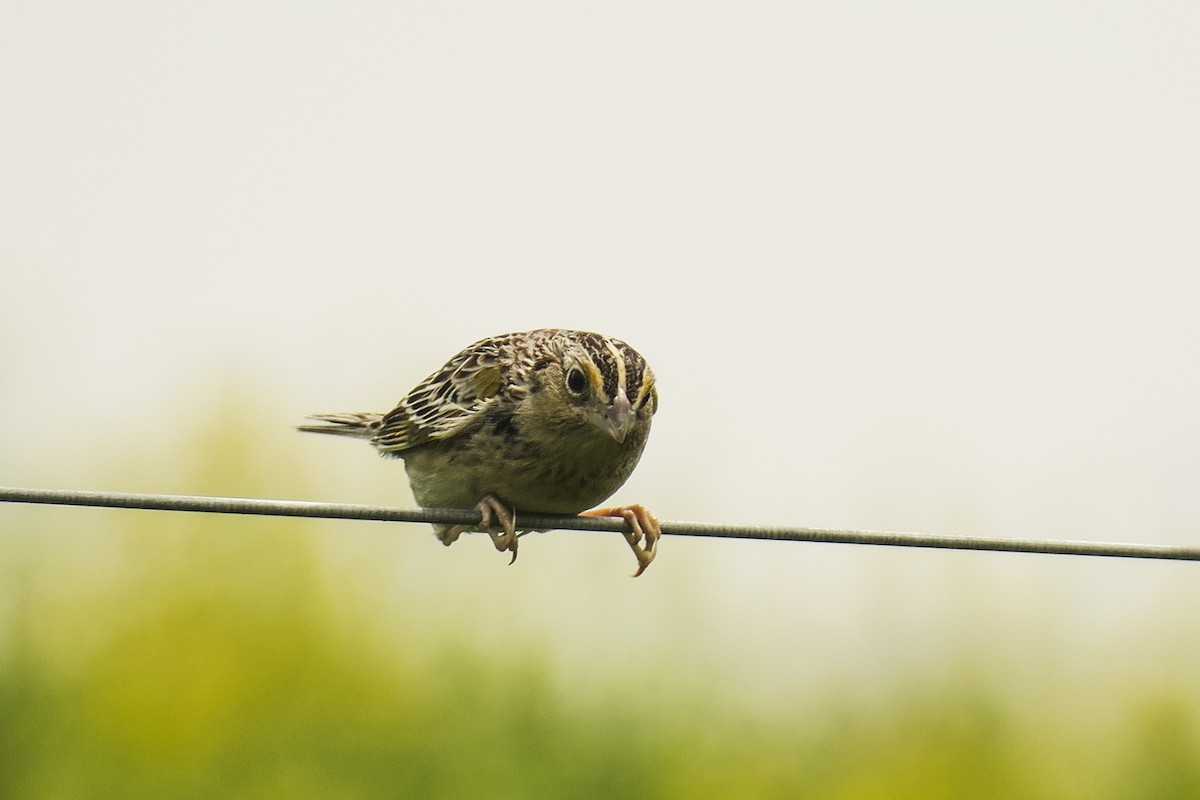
top-left (299, 329), bottom-right (661, 575)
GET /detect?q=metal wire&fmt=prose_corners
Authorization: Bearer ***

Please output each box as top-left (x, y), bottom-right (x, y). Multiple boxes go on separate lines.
top-left (3, 485), bottom-right (1198, 562)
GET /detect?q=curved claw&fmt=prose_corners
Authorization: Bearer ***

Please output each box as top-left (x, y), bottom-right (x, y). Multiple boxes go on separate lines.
top-left (438, 496), bottom-right (520, 565)
top-left (581, 504), bottom-right (661, 577)
top-left (477, 495), bottom-right (520, 564)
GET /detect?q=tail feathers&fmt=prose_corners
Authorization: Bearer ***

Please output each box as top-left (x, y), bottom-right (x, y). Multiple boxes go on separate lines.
top-left (297, 412), bottom-right (384, 439)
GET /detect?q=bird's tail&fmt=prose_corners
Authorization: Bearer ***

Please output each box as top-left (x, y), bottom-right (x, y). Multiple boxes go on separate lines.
top-left (297, 412), bottom-right (384, 439)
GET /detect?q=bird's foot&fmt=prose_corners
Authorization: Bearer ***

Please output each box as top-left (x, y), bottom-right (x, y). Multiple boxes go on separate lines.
top-left (436, 495), bottom-right (519, 564)
top-left (581, 504), bottom-right (661, 577)
top-left (477, 495), bottom-right (520, 564)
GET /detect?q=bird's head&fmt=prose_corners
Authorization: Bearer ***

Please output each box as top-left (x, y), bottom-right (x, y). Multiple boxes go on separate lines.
top-left (534, 331), bottom-right (657, 446)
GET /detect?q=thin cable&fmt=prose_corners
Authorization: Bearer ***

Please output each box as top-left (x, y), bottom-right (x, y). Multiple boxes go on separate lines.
top-left (2, 485), bottom-right (1198, 562)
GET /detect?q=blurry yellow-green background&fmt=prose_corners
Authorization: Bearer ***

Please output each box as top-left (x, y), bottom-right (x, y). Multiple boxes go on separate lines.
top-left (3, 3), bottom-right (1200, 798)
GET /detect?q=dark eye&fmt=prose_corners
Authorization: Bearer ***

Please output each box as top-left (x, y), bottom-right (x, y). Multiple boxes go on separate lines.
top-left (566, 367), bottom-right (588, 395)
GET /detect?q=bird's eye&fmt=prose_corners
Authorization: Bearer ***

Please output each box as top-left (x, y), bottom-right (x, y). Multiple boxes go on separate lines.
top-left (566, 367), bottom-right (588, 395)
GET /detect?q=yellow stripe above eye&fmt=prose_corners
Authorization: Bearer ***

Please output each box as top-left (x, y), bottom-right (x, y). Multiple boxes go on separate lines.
top-left (581, 360), bottom-right (606, 397)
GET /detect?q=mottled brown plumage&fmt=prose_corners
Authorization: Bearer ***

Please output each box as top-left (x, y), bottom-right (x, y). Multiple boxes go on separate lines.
top-left (299, 329), bottom-right (661, 575)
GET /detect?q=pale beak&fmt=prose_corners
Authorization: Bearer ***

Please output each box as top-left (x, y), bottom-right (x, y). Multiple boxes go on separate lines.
top-left (598, 387), bottom-right (634, 443)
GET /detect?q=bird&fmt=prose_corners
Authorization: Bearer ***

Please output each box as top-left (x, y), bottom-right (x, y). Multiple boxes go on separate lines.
top-left (298, 329), bottom-right (661, 576)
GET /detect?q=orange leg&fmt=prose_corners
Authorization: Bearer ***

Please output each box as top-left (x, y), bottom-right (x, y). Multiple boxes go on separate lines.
top-left (581, 504), bottom-right (661, 577)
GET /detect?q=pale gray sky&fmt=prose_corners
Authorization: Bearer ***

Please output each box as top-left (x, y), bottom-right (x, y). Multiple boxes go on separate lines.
top-left (3, 2), bottom-right (1199, 709)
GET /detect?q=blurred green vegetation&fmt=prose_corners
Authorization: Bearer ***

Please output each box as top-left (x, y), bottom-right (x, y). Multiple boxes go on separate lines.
top-left (2, 395), bottom-right (1199, 799)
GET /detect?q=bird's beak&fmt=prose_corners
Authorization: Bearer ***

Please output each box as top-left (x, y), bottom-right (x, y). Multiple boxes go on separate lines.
top-left (599, 387), bottom-right (634, 443)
